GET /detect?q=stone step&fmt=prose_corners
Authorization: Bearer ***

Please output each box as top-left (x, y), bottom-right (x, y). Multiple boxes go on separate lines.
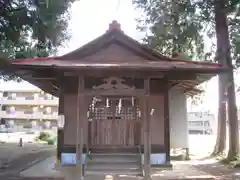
top-left (88, 154), bottom-right (140, 163)
top-left (86, 162), bottom-right (141, 170)
top-left (90, 152), bottom-right (140, 156)
top-left (85, 152), bottom-right (142, 176)
top-left (84, 168), bottom-right (143, 176)
top-left (90, 147), bottom-right (139, 153)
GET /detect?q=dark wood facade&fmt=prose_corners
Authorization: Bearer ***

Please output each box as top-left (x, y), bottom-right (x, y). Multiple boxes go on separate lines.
top-left (59, 76), bottom-right (166, 152)
top-left (6, 21), bottom-right (225, 178)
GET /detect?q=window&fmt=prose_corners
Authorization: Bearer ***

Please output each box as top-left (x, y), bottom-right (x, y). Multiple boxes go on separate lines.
top-left (204, 121), bottom-right (210, 127)
top-left (25, 95), bottom-right (35, 100)
top-left (3, 92), bottom-right (8, 97)
top-left (1, 105), bottom-right (7, 111)
top-left (8, 93), bottom-right (16, 100)
top-left (24, 108), bottom-right (34, 114)
top-left (6, 120), bottom-right (14, 128)
top-left (25, 93), bottom-right (36, 100)
top-left (0, 119), bottom-right (6, 125)
top-left (44, 94), bottom-right (53, 100)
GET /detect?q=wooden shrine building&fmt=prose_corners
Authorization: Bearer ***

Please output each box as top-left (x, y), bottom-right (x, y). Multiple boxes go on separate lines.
top-left (6, 21), bottom-right (225, 179)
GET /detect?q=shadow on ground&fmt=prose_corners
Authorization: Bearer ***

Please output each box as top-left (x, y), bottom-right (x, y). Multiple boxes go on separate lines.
top-left (192, 157), bottom-right (240, 180)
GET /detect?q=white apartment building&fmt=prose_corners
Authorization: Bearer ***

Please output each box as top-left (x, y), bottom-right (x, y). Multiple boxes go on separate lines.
top-left (188, 111), bottom-right (216, 135)
top-left (0, 81), bottom-right (58, 132)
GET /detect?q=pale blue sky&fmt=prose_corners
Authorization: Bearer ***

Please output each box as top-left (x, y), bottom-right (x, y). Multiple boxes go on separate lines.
top-left (1, 0), bottom-right (239, 115)
top-left (58, 0), bottom-right (143, 55)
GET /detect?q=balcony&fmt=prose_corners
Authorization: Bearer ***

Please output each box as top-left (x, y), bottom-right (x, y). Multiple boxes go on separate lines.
top-left (0, 111), bottom-right (58, 120)
top-left (0, 97), bottom-right (58, 106)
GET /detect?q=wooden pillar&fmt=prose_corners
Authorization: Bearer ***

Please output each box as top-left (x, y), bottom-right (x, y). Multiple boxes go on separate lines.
top-left (57, 75), bottom-right (64, 164)
top-left (57, 129), bottom-right (64, 162)
top-left (58, 86), bottom-right (64, 115)
top-left (144, 78), bottom-right (151, 180)
top-left (76, 76), bottom-right (84, 179)
top-left (164, 80), bottom-right (170, 163)
top-left (84, 96), bottom-right (92, 154)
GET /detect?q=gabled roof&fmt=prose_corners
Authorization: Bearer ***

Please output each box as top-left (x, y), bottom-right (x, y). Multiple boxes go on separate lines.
top-left (7, 20), bottom-right (226, 96)
top-left (12, 22), bottom-right (221, 67)
top-left (11, 20), bottom-right (223, 70)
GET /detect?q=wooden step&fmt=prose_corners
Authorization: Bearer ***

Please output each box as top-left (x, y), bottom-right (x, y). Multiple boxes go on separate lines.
top-left (90, 147), bottom-right (139, 153)
top-left (88, 154), bottom-right (140, 163)
top-left (86, 162), bottom-right (141, 170)
top-left (84, 168), bottom-right (143, 176)
top-left (85, 151), bottom-right (142, 176)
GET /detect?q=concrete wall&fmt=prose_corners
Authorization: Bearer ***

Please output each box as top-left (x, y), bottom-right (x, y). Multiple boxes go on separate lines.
top-left (169, 88), bottom-right (188, 149)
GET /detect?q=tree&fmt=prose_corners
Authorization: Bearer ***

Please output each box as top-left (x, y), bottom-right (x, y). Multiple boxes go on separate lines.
top-left (214, 0), bottom-right (239, 159)
top-left (195, 0), bottom-right (240, 158)
top-left (0, 0), bottom-right (75, 64)
top-left (134, 0), bottom-right (205, 59)
top-left (133, 0), bottom-right (240, 157)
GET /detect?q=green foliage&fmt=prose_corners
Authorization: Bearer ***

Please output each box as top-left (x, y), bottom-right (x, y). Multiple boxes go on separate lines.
top-left (0, 0), bottom-right (75, 80)
top-left (38, 131), bottom-right (52, 141)
top-left (46, 135), bottom-right (57, 145)
top-left (133, 0), bottom-right (240, 64)
top-left (36, 131), bottom-right (57, 145)
top-left (133, 0), bottom-right (205, 59)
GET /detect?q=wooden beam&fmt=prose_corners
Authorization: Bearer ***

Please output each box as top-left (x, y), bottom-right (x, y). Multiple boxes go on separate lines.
top-left (27, 77), bottom-right (56, 80)
top-left (63, 70), bottom-right (197, 80)
top-left (57, 129), bottom-right (64, 165)
top-left (15, 68), bottom-right (55, 79)
top-left (168, 81), bottom-right (179, 89)
top-left (58, 74), bottom-right (64, 114)
top-left (63, 70), bottom-right (165, 78)
top-left (85, 96), bottom-right (93, 155)
top-left (76, 76), bottom-right (84, 178)
top-left (143, 78), bottom-right (151, 180)
top-left (163, 79), bottom-right (170, 164)
top-left (166, 72), bottom-right (197, 80)
top-left (184, 87), bottom-right (203, 94)
top-left (55, 74), bottom-right (64, 165)
top-left (82, 89), bottom-right (144, 96)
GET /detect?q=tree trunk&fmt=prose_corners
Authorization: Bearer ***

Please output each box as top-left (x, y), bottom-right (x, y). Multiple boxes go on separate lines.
top-left (227, 71), bottom-right (239, 160)
top-left (212, 74), bottom-right (227, 155)
top-left (214, 0), bottom-right (239, 160)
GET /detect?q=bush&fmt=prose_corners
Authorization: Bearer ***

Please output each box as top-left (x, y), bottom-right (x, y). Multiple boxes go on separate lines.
top-left (36, 131), bottom-right (57, 145)
top-left (47, 138), bottom-right (56, 145)
top-left (38, 132), bottom-right (51, 141)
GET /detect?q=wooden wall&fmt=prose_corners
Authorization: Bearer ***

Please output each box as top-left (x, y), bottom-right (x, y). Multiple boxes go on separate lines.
top-left (60, 76), bottom-right (166, 154)
top-left (62, 76), bottom-right (89, 147)
top-left (149, 95), bottom-right (165, 147)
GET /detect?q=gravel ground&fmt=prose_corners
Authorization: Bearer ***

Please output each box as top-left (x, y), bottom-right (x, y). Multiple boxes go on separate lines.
top-left (0, 134), bottom-right (238, 180)
top-left (0, 143), bottom-right (55, 180)
top-left (0, 143), bottom-right (54, 166)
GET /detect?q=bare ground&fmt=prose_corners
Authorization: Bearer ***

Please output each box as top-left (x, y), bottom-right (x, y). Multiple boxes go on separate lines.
top-left (0, 142), bottom-right (55, 180)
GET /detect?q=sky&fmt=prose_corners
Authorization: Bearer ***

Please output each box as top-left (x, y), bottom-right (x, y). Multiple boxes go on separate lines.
top-left (1, 0), bottom-right (239, 115)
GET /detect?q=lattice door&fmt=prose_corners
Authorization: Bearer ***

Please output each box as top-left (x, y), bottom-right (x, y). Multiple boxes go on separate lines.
top-left (88, 97), bottom-right (141, 147)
